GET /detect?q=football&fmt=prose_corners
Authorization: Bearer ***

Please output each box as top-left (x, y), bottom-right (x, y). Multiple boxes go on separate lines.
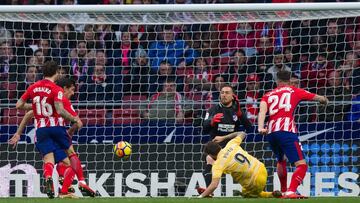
top-left (114, 141), bottom-right (132, 158)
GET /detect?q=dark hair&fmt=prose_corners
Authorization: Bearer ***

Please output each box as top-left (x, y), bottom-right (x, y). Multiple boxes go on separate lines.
top-left (232, 49), bottom-right (246, 57)
top-left (204, 141), bottom-right (222, 157)
top-left (318, 52), bottom-right (327, 58)
top-left (14, 30), bottom-right (24, 34)
top-left (96, 49), bottom-right (106, 54)
top-left (277, 70), bottom-right (291, 82)
top-left (160, 59), bottom-right (171, 66)
top-left (165, 77), bottom-right (176, 84)
top-left (163, 25), bottom-right (173, 31)
top-left (56, 77), bottom-right (76, 89)
top-left (220, 83), bottom-right (234, 93)
top-left (213, 74), bottom-right (225, 82)
top-left (34, 49), bottom-right (42, 55)
top-left (121, 25), bottom-right (130, 32)
top-left (42, 61), bottom-right (59, 77)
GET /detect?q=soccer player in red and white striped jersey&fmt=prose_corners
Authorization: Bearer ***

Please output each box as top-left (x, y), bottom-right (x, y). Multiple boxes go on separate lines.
top-left (11, 77), bottom-right (95, 197)
top-left (258, 70), bottom-right (328, 199)
top-left (16, 61), bottom-right (81, 198)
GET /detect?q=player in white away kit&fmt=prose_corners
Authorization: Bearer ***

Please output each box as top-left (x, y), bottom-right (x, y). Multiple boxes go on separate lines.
top-left (258, 70), bottom-right (328, 199)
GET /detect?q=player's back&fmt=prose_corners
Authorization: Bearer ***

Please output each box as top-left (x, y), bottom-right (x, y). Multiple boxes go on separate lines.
top-left (261, 85), bottom-right (315, 134)
top-left (212, 136), bottom-right (262, 188)
top-left (21, 79), bottom-right (64, 128)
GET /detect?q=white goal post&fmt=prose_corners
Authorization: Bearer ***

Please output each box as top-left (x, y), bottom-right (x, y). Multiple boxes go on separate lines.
top-left (0, 2), bottom-right (359, 198)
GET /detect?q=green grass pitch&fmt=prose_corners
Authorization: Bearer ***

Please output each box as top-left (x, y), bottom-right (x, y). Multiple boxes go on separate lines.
top-left (0, 197), bottom-right (359, 203)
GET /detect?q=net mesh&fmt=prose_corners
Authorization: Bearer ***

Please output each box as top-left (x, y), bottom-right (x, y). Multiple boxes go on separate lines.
top-left (0, 7), bottom-right (359, 197)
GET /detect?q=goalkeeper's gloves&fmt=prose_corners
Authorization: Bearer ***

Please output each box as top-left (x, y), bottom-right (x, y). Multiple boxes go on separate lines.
top-left (210, 113), bottom-right (223, 127)
top-left (233, 94), bottom-right (243, 118)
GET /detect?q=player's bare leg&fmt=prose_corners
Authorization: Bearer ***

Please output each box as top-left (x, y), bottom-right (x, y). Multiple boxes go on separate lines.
top-left (66, 145), bottom-right (96, 197)
top-left (283, 159), bottom-right (308, 199)
top-left (43, 153), bottom-right (55, 199)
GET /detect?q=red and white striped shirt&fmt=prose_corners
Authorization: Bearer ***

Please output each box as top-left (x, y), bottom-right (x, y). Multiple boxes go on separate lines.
top-left (21, 79), bottom-right (65, 129)
top-left (261, 85), bottom-right (316, 134)
top-left (63, 96), bottom-right (77, 125)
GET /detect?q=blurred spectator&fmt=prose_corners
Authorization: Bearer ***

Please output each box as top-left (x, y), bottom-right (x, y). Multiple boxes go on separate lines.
top-left (78, 64), bottom-right (118, 102)
top-left (84, 24), bottom-right (98, 50)
top-left (128, 48), bottom-right (152, 95)
top-left (149, 60), bottom-right (175, 93)
top-left (13, 30), bottom-right (32, 57)
top-left (209, 75), bottom-right (225, 103)
top-left (17, 65), bottom-right (39, 98)
top-left (148, 25), bottom-right (199, 71)
top-left (338, 52), bottom-right (360, 94)
top-left (348, 94), bottom-right (360, 122)
top-left (308, 35), bottom-right (327, 61)
top-left (185, 57), bottom-right (212, 92)
top-left (173, 60), bottom-right (189, 92)
top-left (92, 49), bottom-right (114, 76)
top-left (322, 20), bottom-right (351, 60)
top-left (251, 36), bottom-right (273, 71)
top-left (127, 24), bottom-right (146, 48)
top-left (225, 49), bottom-right (255, 98)
top-left (301, 53), bottom-right (334, 93)
top-left (94, 17), bottom-right (115, 50)
top-left (142, 78), bottom-right (184, 124)
top-left (318, 70), bottom-right (352, 122)
top-left (247, 36), bottom-right (276, 93)
top-left (69, 40), bottom-right (95, 80)
top-left (255, 21), bottom-right (289, 53)
top-left (37, 39), bottom-right (52, 60)
top-left (350, 65), bottom-right (360, 96)
top-left (220, 22), bottom-right (257, 55)
top-left (33, 49), bottom-right (47, 72)
top-left (353, 40), bottom-right (360, 59)
top-left (267, 53), bottom-right (291, 81)
top-left (0, 41), bottom-right (26, 82)
top-left (0, 25), bottom-right (11, 44)
top-left (50, 24), bottom-right (72, 62)
top-left (243, 74), bottom-right (261, 124)
top-left (289, 19), bottom-right (318, 54)
top-left (192, 24), bottom-right (220, 57)
top-left (111, 25), bottom-right (140, 69)
top-left (284, 46), bottom-right (301, 76)
top-left (58, 65), bottom-right (70, 78)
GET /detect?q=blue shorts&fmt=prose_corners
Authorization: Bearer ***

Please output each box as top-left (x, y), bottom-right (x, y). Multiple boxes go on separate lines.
top-left (267, 131), bottom-right (305, 163)
top-left (35, 126), bottom-right (71, 159)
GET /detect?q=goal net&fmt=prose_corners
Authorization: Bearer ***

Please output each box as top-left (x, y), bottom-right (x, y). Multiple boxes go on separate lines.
top-left (0, 3), bottom-right (359, 197)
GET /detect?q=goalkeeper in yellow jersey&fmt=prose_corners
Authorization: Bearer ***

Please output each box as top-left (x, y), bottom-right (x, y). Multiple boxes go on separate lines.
top-left (198, 131), bottom-right (282, 198)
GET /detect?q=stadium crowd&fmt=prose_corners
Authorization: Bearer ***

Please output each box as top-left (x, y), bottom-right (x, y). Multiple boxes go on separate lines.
top-left (0, 0), bottom-right (360, 125)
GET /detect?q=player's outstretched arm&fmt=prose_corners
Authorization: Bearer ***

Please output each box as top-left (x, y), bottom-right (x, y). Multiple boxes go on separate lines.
top-left (212, 131), bottom-right (246, 143)
top-left (198, 178), bottom-right (220, 198)
top-left (313, 95), bottom-right (329, 105)
top-left (15, 98), bottom-right (32, 111)
top-left (9, 110), bottom-right (34, 149)
top-left (258, 101), bottom-right (268, 135)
